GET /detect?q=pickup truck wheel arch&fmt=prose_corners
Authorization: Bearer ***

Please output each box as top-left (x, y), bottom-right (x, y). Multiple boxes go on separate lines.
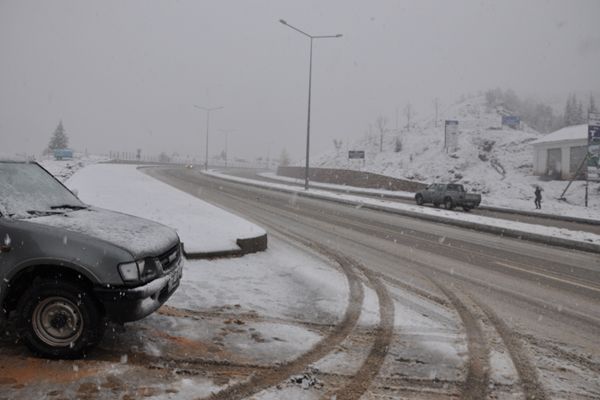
top-left (3, 265), bottom-right (99, 316)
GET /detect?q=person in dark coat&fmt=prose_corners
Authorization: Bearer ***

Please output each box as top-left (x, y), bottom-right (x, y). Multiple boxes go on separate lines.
top-left (534, 186), bottom-right (542, 209)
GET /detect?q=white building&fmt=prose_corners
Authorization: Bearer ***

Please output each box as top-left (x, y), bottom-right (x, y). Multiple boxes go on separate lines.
top-left (531, 124), bottom-right (588, 180)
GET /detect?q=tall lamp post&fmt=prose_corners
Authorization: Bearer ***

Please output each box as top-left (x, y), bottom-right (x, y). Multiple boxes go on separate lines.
top-left (279, 19), bottom-right (342, 190)
top-left (194, 105), bottom-right (224, 170)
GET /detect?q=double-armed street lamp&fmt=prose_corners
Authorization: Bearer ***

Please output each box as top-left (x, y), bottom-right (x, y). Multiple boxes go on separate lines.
top-left (279, 19), bottom-right (342, 190)
top-left (194, 105), bottom-right (224, 170)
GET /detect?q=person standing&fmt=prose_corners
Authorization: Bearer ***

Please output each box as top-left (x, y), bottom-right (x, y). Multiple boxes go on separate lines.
top-left (534, 186), bottom-right (542, 209)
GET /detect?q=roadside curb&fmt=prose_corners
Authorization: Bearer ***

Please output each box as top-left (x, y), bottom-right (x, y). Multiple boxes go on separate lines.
top-left (205, 171), bottom-right (600, 254)
top-left (183, 233), bottom-right (268, 259)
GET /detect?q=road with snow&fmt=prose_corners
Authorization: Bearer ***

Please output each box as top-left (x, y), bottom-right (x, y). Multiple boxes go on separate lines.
top-left (144, 166), bottom-right (600, 400)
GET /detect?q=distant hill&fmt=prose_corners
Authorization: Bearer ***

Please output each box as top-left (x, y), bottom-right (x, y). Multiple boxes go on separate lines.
top-left (311, 95), bottom-right (544, 195)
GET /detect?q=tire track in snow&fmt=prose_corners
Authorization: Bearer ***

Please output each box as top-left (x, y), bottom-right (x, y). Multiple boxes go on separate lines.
top-left (203, 231), bottom-right (365, 400)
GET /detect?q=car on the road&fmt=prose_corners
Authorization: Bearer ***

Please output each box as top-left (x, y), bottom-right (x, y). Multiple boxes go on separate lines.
top-left (0, 160), bottom-right (183, 358)
top-left (415, 183), bottom-right (481, 211)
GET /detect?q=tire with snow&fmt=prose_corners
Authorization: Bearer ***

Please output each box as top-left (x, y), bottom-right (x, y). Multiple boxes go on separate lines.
top-left (415, 194), bottom-right (424, 205)
top-left (16, 279), bottom-right (104, 359)
top-left (444, 197), bottom-right (454, 210)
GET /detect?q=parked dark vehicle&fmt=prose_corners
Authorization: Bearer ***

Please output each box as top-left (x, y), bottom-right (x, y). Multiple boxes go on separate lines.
top-left (0, 160), bottom-right (183, 358)
top-left (415, 183), bottom-right (481, 211)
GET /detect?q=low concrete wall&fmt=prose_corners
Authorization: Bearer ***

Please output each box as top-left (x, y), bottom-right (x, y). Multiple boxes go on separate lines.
top-left (277, 166), bottom-right (426, 192)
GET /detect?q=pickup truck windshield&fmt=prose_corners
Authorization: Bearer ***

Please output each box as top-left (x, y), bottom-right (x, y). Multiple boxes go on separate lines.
top-left (0, 162), bottom-right (85, 218)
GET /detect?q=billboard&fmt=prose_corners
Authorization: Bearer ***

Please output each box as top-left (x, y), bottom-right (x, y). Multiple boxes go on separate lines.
top-left (445, 120), bottom-right (459, 151)
top-left (502, 115), bottom-right (521, 129)
top-left (588, 112), bottom-right (600, 182)
top-left (348, 150), bottom-right (365, 159)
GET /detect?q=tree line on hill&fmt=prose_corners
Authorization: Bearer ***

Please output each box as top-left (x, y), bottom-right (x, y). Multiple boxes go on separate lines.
top-left (484, 88), bottom-right (598, 133)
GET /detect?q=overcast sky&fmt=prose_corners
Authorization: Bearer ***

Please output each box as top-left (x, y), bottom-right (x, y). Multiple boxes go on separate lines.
top-left (1, 0), bottom-right (599, 162)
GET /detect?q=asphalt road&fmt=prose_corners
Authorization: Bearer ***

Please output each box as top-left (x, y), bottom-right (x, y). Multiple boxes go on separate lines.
top-left (148, 166), bottom-right (600, 399)
top-left (222, 167), bottom-right (600, 235)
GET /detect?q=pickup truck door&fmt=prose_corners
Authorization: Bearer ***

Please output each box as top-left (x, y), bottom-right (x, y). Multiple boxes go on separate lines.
top-left (432, 184), bottom-right (444, 203)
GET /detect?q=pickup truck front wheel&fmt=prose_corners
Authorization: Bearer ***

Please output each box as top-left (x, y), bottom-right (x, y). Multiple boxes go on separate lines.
top-left (415, 194), bottom-right (424, 205)
top-left (444, 197), bottom-right (454, 210)
top-left (16, 279), bottom-right (104, 359)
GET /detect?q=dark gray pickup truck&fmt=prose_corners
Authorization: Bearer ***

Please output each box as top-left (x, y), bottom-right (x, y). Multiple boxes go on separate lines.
top-left (0, 160), bottom-right (183, 358)
top-left (415, 183), bottom-right (481, 211)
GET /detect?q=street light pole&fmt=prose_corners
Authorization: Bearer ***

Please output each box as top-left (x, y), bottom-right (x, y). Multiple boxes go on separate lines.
top-left (194, 105), bottom-right (223, 170)
top-left (279, 19), bottom-right (342, 190)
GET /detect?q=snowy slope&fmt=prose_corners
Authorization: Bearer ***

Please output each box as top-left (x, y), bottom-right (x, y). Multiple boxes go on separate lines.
top-left (311, 95), bottom-right (599, 216)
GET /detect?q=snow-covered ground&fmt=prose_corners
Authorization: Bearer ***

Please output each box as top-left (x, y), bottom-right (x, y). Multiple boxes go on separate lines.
top-left (310, 95), bottom-right (600, 219)
top-left (206, 170), bottom-right (600, 248)
top-left (65, 163), bottom-right (265, 254)
top-left (40, 154), bottom-right (108, 182)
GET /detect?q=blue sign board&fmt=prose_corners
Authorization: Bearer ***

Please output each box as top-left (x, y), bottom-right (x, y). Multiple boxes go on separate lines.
top-left (502, 116), bottom-right (520, 128)
top-left (53, 148), bottom-right (73, 160)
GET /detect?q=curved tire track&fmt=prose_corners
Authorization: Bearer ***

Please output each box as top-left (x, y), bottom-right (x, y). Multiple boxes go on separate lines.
top-left (425, 276), bottom-right (490, 400)
top-left (203, 234), bottom-right (365, 400)
top-left (476, 301), bottom-right (549, 400)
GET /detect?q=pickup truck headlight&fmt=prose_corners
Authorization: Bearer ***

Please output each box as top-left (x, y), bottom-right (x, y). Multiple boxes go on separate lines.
top-left (118, 262), bottom-right (140, 283)
top-left (118, 259), bottom-right (159, 284)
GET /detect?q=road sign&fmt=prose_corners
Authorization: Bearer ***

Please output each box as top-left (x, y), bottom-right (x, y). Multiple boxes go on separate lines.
top-left (348, 150), bottom-right (365, 159)
top-left (588, 112), bottom-right (600, 182)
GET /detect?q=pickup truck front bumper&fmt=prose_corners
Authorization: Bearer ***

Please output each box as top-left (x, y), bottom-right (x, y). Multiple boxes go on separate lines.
top-left (94, 259), bottom-right (183, 323)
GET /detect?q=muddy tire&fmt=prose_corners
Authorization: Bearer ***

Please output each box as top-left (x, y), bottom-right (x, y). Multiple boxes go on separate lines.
top-left (16, 279), bottom-right (104, 359)
top-left (415, 194), bottom-right (424, 205)
top-left (444, 197), bottom-right (454, 210)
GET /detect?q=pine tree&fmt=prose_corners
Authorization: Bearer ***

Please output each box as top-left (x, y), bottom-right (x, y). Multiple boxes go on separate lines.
top-left (590, 94), bottom-right (598, 114)
top-left (564, 94), bottom-right (579, 126)
top-left (47, 121), bottom-right (69, 150)
top-left (576, 100), bottom-right (585, 124)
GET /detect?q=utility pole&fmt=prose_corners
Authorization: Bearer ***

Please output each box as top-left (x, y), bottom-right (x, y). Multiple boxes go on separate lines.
top-left (434, 98), bottom-right (439, 128)
top-left (279, 19), bottom-right (342, 190)
top-left (194, 105), bottom-right (224, 170)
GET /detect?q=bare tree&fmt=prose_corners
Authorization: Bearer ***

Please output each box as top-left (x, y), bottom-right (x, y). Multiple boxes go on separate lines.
top-left (376, 115), bottom-right (388, 152)
top-left (404, 103), bottom-right (413, 131)
top-left (333, 139), bottom-right (343, 156)
top-left (279, 148), bottom-right (290, 166)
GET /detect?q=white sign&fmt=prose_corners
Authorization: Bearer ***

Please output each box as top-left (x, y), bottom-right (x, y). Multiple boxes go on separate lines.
top-left (445, 120), bottom-right (459, 151)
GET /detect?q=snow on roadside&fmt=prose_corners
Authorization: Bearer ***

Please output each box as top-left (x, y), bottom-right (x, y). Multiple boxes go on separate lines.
top-left (66, 163), bottom-right (265, 254)
top-left (259, 172), bottom-right (600, 221)
top-left (206, 170), bottom-right (600, 247)
top-left (40, 155), bottom-right (107, 182)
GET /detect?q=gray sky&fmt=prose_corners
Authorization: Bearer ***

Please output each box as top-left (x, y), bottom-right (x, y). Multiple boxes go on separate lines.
top-left (1, 0), bottom-right (599, 162)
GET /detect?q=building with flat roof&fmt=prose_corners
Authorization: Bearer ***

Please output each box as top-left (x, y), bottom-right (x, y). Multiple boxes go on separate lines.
top-left (531, 124), bottom-right (588, 180)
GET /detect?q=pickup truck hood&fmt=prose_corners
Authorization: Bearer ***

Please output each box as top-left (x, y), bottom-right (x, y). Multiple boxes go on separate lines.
top-left (28, 207), bottom-right (179, 258)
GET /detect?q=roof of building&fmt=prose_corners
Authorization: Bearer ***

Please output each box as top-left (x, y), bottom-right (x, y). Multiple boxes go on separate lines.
top-left (531, 124), bottom-right (588, 145)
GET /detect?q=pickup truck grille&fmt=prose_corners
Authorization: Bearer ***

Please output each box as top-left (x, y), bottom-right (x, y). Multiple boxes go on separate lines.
top-left (158, 244), bottom-right (181, 272)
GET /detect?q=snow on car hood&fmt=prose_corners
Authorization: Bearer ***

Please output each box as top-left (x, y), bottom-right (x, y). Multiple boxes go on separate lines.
top-left (28, 207), bottom-right (179, 258)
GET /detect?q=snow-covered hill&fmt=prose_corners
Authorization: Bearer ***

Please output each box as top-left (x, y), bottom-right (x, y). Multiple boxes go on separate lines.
top-left (311, 95), bottom-right (599, 217)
